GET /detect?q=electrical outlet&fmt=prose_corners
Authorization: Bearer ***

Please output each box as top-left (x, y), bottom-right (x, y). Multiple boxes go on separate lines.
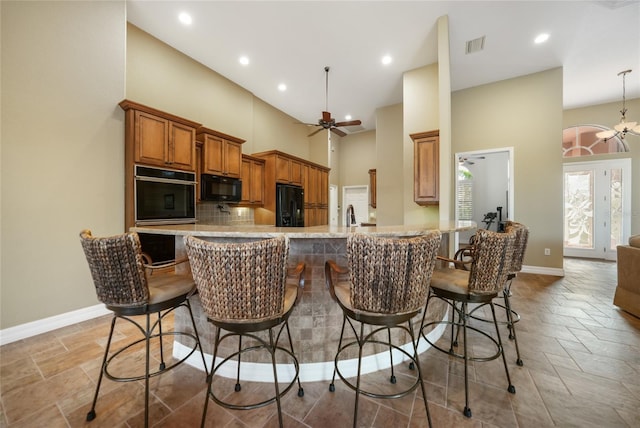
top-left (544, 248), bottom-right (551, 256)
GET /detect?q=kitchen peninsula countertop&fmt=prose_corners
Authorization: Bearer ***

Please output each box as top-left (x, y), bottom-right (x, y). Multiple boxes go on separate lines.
top-left (134, 221), bottom-right (476, 382)
top-left (131, 220), bottom-right (476, 238)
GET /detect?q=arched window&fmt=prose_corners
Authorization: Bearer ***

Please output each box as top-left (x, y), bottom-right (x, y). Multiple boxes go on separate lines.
top-left (563, 125), bottom-right (629, 158)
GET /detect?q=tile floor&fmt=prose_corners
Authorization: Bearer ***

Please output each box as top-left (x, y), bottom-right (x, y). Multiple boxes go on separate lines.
top-left (1, 258), bottom-right (639, 427)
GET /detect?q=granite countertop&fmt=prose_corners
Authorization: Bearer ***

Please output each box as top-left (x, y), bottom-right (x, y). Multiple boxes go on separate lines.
top-left (131, 221), bottom-right (476, 238)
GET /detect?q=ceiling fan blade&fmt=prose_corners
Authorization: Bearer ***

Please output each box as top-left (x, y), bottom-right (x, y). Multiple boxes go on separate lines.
top-left (322, 111), bottom-right (332, 122)
top-left (334, 119), bottom-right (361, 127)
top-left (308, 127), bottom-right (323, 137)
top-left (330, 127), bottom-right (346, 137)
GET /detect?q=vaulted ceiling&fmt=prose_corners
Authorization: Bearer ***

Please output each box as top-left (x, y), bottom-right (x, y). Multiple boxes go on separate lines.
top-left (127, 1), bottom-right (640, 133)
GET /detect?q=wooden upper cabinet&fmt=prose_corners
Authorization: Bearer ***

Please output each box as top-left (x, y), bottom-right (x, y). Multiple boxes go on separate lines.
top-left (240, 154), bottom-right (265, 205)
top-left (368, 169), bottom-right (377, 208)
top-left (197, 127), bottom-right (244, 178)
top-left (275, 155), bottom-right (303, 185)
top-left (170, 122), bottom-right (198, 170)
top-left (252, 150), bottom-right (330, 226)
top-left (120, 100), bottom-right (200, 171)
top-left (319, 169), bottom-right (328, 206)
top-left (411, 130), bottom-right (439, 206)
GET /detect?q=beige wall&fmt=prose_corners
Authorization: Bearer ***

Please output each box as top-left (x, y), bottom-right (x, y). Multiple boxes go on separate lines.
top-left (337, 130), bottom-right (376, 221)
top-left (452, 68), bottom-right (565, 269)
top-left (126, 24), bottom-right (312, 161)
top-left (563, 98), bottom-right (640, 236)
top-left (1, 1), bottom-right (126, 328)
top-left (375, 104), bottom-right (405, 226)
top-left (403, 64), bottom-right (440, 225)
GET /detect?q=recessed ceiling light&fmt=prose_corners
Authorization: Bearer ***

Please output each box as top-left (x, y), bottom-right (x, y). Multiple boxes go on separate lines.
top-left (278, 83), bottom-right (287, 92)
top-left (178, 12), bottom-right (192, 26)
top-left (345, 115), bottom-right (352, 121)
top-left (381, 55), bottom-right (392, 65)
top-left (534, 33), bottom-right (549, 44)
top-left (239, 56), bottom-right (250, 66)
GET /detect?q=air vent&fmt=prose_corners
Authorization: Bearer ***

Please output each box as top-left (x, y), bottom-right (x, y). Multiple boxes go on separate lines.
top-left (465, 36), bottom-right (485, 54)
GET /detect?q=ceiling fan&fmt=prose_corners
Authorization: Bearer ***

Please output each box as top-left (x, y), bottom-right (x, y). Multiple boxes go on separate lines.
top-left (307, 66), bottom-right (361, 137)
top-left (458, 155), bottom-right (485, 166)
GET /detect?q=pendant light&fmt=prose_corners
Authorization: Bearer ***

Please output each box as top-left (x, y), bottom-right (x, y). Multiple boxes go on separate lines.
top-left (597, 69), bottom-right (640, 141)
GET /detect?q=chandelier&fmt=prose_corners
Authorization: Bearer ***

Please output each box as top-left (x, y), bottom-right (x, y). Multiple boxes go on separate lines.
top-left (596, 69), bottom-right (640, 141)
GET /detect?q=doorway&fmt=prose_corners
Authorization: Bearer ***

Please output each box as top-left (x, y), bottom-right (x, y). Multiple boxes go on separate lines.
top-left (342, 185), bottom-right (369, 227)
top-left (329, 185), bottom-right (338, 226)
top-left (563, 158), bottom-right (631, 260)
top-left (455, 148), bottom-right (514, 247)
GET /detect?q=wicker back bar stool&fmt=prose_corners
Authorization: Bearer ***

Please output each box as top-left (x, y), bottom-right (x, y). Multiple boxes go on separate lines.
top-left (466, 221), bottom-right (529, 365)
top-left (79, 230), bottom-right (207, 428)
top-left (420, 227), bottom-right (517, 418)
top-left (325, 232), bottom-right (442, 428)
top-left (184, 235), bottom-right (305, 428)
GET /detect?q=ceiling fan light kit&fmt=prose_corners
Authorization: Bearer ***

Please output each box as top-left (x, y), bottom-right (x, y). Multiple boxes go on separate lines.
top-left (307, 66), bottom-right (362, 138)
top-left (596, 69), bottom-right (640, 141)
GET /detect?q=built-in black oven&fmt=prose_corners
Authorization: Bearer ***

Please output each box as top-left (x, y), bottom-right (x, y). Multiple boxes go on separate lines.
top-left (134, 165), bottom-right (196, 225)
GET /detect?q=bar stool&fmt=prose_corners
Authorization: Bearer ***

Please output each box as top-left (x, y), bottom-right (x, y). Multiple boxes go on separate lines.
top-left (467, 221), bottom-right (529, 365)
top-left (79, 230), bottom-right (207, 428)
top-left (420, 227), bottom-right (516, 418)
top-left (184, 235), bottom-right (305, 428)
top-left (325, 232), bottom-right (441, 428)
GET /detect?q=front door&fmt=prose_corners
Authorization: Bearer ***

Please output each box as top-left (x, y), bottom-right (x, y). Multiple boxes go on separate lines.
top-left (563, 159), bottom-right (631, 260)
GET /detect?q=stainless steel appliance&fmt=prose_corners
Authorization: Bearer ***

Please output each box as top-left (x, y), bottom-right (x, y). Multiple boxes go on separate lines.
top-left (200, 174), bottom-right (242, 203)
top-left (276, 184), bottom-right (304, 227)
top-left (134, 165), bottom-right (196, 225)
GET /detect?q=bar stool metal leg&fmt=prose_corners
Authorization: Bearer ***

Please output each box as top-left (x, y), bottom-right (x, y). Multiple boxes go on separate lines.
top-left (86, 317), bottom-right (117, 422)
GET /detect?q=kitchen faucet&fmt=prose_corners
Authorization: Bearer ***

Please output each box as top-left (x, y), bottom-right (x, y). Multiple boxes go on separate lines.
top-left (345, 204), bottom-right (356, 227)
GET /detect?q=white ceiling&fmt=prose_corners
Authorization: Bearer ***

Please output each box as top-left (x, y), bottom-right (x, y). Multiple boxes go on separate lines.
top-left (126, 1), bottom-right (640, 133)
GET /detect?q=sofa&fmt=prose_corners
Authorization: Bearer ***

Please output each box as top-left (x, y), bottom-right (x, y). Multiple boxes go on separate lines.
top-left (614, 234), bottom-right (640, 318)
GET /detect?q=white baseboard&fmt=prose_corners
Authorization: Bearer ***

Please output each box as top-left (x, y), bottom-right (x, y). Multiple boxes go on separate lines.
top-left (0, 263), bottom-right (562, 347)
top-left (521, 264), bottom-right (565, 276)
top-left (0, 304), bottom-right (110, 346)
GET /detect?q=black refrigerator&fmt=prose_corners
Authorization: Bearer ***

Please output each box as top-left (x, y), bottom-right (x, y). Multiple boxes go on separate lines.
top-left (276, 184), bottom-right (304, 227)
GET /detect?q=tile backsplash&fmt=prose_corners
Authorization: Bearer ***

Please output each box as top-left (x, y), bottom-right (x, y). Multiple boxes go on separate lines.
top-left (196, 202), bottom-right (254, 225)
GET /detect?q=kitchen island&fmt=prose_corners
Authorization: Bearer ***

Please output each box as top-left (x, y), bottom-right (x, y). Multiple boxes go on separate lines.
top-left (132, 222), bottom-right (475, 382)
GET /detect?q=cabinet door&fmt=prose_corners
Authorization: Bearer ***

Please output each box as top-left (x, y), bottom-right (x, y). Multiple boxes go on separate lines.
top-left (196, 145), bottom-right (202, 201)
top-left (302, 164), bottom-right (310, 203)
top-left (224, 141), bottom-right (242, 178)
top-left (135, 111), bottom-right (168, 167)
top-left (307, 166), bottom-right (319, 205)
top-left (250, 160), bottom-right (264, 204)
top-left (369, 169), bottom-right (377, 208)
top-left (414, 136), bottom-right (439, 205)
top-left (169, 122), bottom-right (196, 170)
top-left (305, 205), bottom-right (317, 227)
top-left (240, 158), bottom-right (251, 203)
top-left (290, 159), bottom-right (303, 185)
top-left (202, 135), bottom-right (225, 175)
top-left (319, 170), bottom-right (328, 206)
top-left (317, 206), bottom-right (328, 225)
top-left (275, 156), bottom-right (291, 183)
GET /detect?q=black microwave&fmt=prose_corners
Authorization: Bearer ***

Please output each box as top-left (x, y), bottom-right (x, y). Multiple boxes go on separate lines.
top-left (201, 174), bottom-right (242, 203)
